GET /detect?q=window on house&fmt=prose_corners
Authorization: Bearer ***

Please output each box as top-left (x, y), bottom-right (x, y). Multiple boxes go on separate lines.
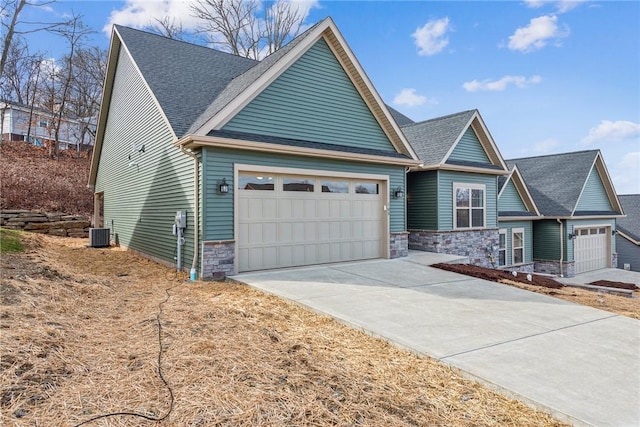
top-left (512, 228), bottom-right (524, 264)
top-left (239, 174), bottom-right (274, 190)
top-left (454, 183), bottom-right (485, 229)
top-left (355, 182), bottom-right (378, 194)
top-left (498, 229), bottom-right (506, 266)
top-left (38, 120), bottom-right (48, 127)
top-left (321, 180), bottom-right (348, 193)
top-left (283, 177), bottom-right (314, 192)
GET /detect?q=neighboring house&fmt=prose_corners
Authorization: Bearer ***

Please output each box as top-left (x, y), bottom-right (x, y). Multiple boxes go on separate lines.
top-left (507, 150), bottom-right (624, 277)
top-left (401, 110), bottom-right (510, 267)
top-left (616, 194), bottom-right (639, 272)
top-left (497, 166), bottom-right (542, 272)
top-left (0, 101), bottom-right (95, 150)
top-left (88, 18), bottom-right (420, 278)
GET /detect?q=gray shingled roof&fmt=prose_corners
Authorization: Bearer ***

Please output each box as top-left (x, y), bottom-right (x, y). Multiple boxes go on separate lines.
top-left (400, 110), bottom-right (475, 166)
top-left (617, 194), bottom-right (640, 241)
top-left (506, 150), bottom-right (600, 216)
top-left (386, 106), bottom-right (415, 126)
top-left (115, 25), bottom-right (258, 138)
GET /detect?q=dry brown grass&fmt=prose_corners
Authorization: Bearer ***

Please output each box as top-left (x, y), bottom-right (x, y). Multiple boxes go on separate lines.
top-left (498, 279), bottom-right (640, 320)
top-left (0, 141), bottom-right (93, 215)
top-left (0, 233), bottom-right (568, 426)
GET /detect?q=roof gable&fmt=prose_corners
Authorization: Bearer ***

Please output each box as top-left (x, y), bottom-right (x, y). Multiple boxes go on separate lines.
top-left (575, 165), bottom-right (614, 212)
top-left (506, 150), bottom-right (623, 217)
top-left (402, 110), bottom-right (507, 172)
top-left (498, 166), bottom-right (541, 217)
top-left (220, 38), bottom-right (397, 153)
top-left (192, 17), bottom-right (417, 159)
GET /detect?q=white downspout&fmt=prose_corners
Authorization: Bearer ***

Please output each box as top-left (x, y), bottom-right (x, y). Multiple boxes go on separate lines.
top-left (181, 146), bottom-right (199, 280)
top-left (557, 218), bottom-right (564, 277)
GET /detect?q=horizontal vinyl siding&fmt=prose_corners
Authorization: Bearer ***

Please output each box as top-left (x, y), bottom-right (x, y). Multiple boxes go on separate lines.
top-left (407, 171), bottom-right (438, 229)
top-left (533, 220), bottom-right (561, 260)
top-left (448, 127), bottom-right (491, 164)
top-left (499, 179), bottom-right (527, 212)
top-left (616, 236), bottom-right (639, 272)
top-left (575, 167), bottom-right (613, 211)
top-left (438, 171), bottom-right (498, 230)
top-left (499, 220), bottom-right (533, 265)
top-left (223, 38), bottom-right (396, 153)
top-left (567, 218), bottom-right (616, 262)
top-left (203, 147), bottom-right (406, 240)
top-left (95, 48), bottom-right (196, 268)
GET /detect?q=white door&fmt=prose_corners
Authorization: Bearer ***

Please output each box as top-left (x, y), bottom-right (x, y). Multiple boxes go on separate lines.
top-left (237, 172), bottom-right (386, 272)
top-left (574, 227), bottom-right (609, 274)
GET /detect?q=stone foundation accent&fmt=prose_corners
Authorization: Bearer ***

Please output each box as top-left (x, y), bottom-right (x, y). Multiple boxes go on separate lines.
top-left (409, 229), bottom-right (499, 268)
top-left (534, 259), bottom-right (576, 277)
top-left (389, 232), bottom-right (409, 258)
top-left (611, 253), bottom-right (618, 269)
top-left (499, 263), bottom-right (535, 273)
top-left (1, 210), bottom-right (90, 238)
top-left (202, 240), bottom-right (235, 279)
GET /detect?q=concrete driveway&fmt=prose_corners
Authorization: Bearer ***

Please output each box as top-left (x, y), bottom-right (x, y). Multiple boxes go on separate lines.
top-left (235, 253), bottom-right (640, 427)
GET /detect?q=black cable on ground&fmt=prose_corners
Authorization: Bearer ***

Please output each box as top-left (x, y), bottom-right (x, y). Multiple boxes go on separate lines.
top-left (73, 283), bottom-right (178, 426)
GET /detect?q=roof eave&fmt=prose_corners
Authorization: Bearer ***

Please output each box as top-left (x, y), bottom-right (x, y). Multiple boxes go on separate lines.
top-left (176, 134), bottom-right (421, 167)
top-left (499, 215), bottom-right (543, 221)
top-left (409, 163), bottom-right (509, 175)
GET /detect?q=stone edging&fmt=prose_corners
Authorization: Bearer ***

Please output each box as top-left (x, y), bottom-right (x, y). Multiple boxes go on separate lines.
top-left (1, 210), bottom-right (90, 238)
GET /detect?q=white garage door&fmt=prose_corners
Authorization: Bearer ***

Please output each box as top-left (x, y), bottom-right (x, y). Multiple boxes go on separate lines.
top-left (237, 172), bottom-right (386, 272)
top-left (574, 227), bottom-right (609, 274)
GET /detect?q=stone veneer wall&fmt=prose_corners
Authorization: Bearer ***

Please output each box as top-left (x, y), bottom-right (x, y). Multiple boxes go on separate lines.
top-left (409, 229), bottom-right (499, 268)
top-left (611, 253), bottom-right (618, 269)
top-left (1, 210), bottom-right (90, 237)
top-left (389, 232), bottom-right (408, 259)
top-left (534, 260), bottom-right (576, 278)
top-left (202, 240), bottom-right (235, 279)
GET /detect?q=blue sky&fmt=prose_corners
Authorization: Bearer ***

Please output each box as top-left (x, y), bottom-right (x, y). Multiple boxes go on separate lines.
top-left (20, 0), bottom-right (640, 194)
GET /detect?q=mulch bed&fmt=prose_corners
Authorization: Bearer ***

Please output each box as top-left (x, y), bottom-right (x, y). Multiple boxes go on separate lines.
top-left (432, 263), bottom-right (565, 289)
top-left (588, 280), bottom-right (639, 291)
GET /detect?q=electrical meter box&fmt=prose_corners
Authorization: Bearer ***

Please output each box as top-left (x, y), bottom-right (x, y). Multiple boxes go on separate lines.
top-left (175, 210), bottom-right (187, 229)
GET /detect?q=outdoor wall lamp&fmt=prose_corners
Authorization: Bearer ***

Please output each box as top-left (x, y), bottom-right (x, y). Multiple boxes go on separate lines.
top-left (219, 178), bottom-right (229, 194)
top-left (612, 229), bottom-right (617, 236)
top-left (568, 233), bottom-right (577, 240)
top-left (394, 186), bottom-right (405, 199)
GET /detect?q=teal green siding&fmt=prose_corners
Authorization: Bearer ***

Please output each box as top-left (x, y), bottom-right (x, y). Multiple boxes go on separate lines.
top-left (498, 179), bottom-right (527, 212)
top-left (448, 127), bottom-right (491, 164)
top-left (498, 220), bottom-right (533, 265)
top-left (203, 147), bottom-right (406, 240)
top-left (223, 39), bottom-right (396, 153)
top-left (575, 167), bottom-right (613, 211)
top-left (407, 171), bottom-right (438, 230)
top-left (533, 220), bottom-right (562, 260)
top-left (95, 48), bottom-right (197, 268)
top-left (567, 218), bottom-right (616, 261)
top-left (437, 171), bottom-right (498, 230)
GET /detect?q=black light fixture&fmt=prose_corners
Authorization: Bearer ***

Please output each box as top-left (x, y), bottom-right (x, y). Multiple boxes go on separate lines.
top-left (568, 233), bottom-right (577, 240)
top-left (219, 178), bottom-right (229, 194)
top-left (394, 186), bottom-right (405, 199)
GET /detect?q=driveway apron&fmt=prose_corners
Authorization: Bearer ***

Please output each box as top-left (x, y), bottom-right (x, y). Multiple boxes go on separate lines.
top-left (235, 255), bottom-right (640, 427)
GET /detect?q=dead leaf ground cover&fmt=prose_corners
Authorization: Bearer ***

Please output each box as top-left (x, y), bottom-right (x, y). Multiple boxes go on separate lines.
top-left (0, 232), bottom-right (568, 426)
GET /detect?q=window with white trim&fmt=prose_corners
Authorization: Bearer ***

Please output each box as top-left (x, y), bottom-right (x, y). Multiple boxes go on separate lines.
top-left (453, 183), bottom-right (486, 229)
top-left (512, 228), bottom-right (524, 264)
top-left (498, 229), bottom-right (507, 266)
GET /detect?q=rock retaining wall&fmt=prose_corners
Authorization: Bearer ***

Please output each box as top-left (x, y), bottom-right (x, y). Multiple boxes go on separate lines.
top-left (1, 210), bottom-right (90, 238)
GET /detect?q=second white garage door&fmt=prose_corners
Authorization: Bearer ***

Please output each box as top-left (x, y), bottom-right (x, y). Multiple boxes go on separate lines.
top-left (237, 171), bottom-right (386, 272)
top-left (574, 226), bottom-right (610, 274)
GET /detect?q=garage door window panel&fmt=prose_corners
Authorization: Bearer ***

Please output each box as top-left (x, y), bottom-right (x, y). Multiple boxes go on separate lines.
top-left (355, 182), bottom-right (379, 194)
top-left (322, 180), bottom-right (349, 193)
top-left (239, 174), bottom-right (274, 190)
top-left (283, 177), bottom-right (315, 192)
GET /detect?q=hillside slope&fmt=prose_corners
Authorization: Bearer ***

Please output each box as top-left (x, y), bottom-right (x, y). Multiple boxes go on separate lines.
top-left (0, 142), bottom-right (93, 216)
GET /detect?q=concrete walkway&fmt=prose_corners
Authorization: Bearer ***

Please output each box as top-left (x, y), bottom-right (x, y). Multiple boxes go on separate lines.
top-left (235, 253), bottom-right (640, 427)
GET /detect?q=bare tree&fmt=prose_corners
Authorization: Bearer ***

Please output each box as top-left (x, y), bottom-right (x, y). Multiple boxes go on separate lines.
top-left (47, 14), bottom-right (93, 158)
top-left (145, 16), bottom-right (186, 40)
top-left (0, 0), bottom-right (69, 81)
top-left (190, 0), bottom-right (307, 59)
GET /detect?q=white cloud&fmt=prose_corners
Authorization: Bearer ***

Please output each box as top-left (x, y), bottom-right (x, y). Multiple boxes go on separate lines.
top-left (393, 88), bottom-right (429, 107)
top-left (412, 17), bottom-right (451, 56)
top-left (463, 75), bottom-right (542, 92)
top-left (103, 0), bottom-right (319, 36)
top-left (611, 152), bottom-right (640, 195)
top-left (508, 15), bottom-right (568, 52)
top-left (533, 138), bottom-right (560, 153)
top-left (523, 0), bottom-right (588, 13)
top-left (581, 120), bottom-right (640, 145)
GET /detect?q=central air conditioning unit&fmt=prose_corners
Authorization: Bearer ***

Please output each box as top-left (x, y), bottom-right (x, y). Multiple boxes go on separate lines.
top-left (89, 228), bottom-right (110, 248)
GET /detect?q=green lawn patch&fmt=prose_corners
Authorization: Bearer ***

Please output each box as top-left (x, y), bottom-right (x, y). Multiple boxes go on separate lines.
top-left (0, 228), bottom-right (25, 253)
